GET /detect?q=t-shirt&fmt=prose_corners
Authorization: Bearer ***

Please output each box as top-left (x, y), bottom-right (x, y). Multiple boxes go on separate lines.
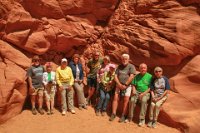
top-left (27, 65), bottom-right (44, 88)
top-left (115, 63), bottom-right (136, 85)
top-left (150, 76), bottom-right (170, 98)
top-left (76, 64), bottom-right (80, 80)
top-left (87, 58), bottom-right (103, 78)
top-left (132, 72), bottom-right (152, 93)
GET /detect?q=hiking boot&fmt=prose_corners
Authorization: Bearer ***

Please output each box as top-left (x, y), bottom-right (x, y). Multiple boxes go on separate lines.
top-left (95, 110), bottom-right (100, 116)
top-left (47, 109), bottom-right (51, 115)
top-left (152, 121), bottom-right (157, 128)
top-left (109, 114), bottom-right (116, 121)
top-left (147, 120), bottom-right (153, 128)
top-left (38, 108), bottom-right (44, 115)
top-left (71, 109), bottom-right (76, 114)
top-left (138, 119), bottom-right (145, 127)
top-left (32, 108), bottom-right (37, 115)
top-left (101, 111), bottom-right (106, 116)
top-left (119, 115), bottom-right (126, 123)
top-left (62, 110), bottom-right (66, 116)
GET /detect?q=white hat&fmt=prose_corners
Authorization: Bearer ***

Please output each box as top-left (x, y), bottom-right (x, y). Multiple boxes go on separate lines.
top-left (61, 58), bottom-right (67, 63)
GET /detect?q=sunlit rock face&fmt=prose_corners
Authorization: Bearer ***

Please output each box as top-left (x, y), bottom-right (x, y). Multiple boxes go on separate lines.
top-left (0, 0), bottom-right (200, 132)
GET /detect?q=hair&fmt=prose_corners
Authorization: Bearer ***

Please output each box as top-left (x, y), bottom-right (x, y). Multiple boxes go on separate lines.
top-left (154, 66), bottom-right (163, 72)
top-left (45, 62), bottom-right (52, 68)
top-left (32, 55), bottom-right (40, 60)
top-left (139, 63), bottom-right (147, 69)
top-left (103, 55), bottom-right (110, 62)
top-left (73, 54), bottom-right (80, 59)
top-left (122, 54), bottom-right (130, 59)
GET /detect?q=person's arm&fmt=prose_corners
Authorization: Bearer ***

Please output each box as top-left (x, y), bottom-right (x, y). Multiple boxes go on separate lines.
top-left (69, 67), bottom-right (74, 86)
top-left (56, 68), bottom-right (62, 87)
top-left (114, 74), bottom-right (123, 89)
top-left (42, 73), bottom-right (48, 86)
top-left (125, 73), bottom-right (134, 86)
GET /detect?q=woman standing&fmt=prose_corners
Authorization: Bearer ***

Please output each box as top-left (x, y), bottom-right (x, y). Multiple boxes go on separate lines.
top-left (69, 54), bottom-right (87, 110)
top-left (43, 62), bottom-right (56, 115)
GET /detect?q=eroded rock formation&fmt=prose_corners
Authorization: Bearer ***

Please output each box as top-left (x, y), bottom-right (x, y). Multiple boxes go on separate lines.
top-left (0, 0), bottom-right (200, 132)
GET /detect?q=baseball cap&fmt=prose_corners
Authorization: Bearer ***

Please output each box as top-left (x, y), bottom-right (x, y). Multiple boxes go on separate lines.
top-left (61, 58), bottom-right (67, 63)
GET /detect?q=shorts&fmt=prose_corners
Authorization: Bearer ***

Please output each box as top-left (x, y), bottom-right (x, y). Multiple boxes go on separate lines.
top-left (44, 85), bottom-right (56, 101)
top-left (115, 85), bottom-right (132, 97)
top-left (30, 87), bottom-right (44, 96)
top-left (87, 77), bottom-right (97, 89)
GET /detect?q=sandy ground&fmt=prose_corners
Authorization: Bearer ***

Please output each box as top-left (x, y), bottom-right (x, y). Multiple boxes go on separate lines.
top-left (0, 107), bottom-right (180, 133)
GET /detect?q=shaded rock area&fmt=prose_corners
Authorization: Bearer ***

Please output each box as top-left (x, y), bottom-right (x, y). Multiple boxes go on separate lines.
top-left (0, 0), bottom-right (200, 133)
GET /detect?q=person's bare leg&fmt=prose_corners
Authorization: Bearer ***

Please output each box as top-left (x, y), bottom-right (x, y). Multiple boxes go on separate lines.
top-left (122, 96), bottom-right (129, 116)
top-left (112, 93), bottom-right (119, 115)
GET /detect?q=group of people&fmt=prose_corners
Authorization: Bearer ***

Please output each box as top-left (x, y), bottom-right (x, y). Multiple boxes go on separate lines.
top-left (27, 52), bottom-right (170, 128)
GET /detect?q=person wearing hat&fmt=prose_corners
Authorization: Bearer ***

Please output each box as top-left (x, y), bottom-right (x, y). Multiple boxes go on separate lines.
top-left (147, 66), bottom-right (170, 128)
top-left (27, 55), bottom-right (45, 115)
top-left (127, 63), bottom-right (152, 126)
top-left (95, 63), bottom-right (116, 116)
top-left (69, 54), bottom-right (87, 110)
top-left (43, 62), bottom-right (56, 115)
top-left (56, 58), bottom-right (75, 115)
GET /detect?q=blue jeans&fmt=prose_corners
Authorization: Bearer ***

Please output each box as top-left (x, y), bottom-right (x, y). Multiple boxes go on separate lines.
top-left (96, 88), bottom-right (111, 111)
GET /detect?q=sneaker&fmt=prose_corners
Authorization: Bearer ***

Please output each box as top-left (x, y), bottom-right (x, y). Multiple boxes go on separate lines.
top-left (152, 121), bottom-right (157, 128)
top-left (138, 119), bottom-right (145, 127)
top-left (82, 105), bottom-right (87, 110)
top-left (95, 109), bottom-right (100, 116)
top-left (71, 109), bottom-right (76, 114)
top-left (109, 114), bottom-right (116, 121)
top-left (32, 108), bottom-right (37, 115)
top-left (50, 109), bottom-right (54, 114)
top-left (62, 110), bottom-right (66, 116)
top-left (124, 118), bottom-right (132, 123)
top-left (101, 111), bottom-right (106, 116)
top-left (38, 108), bottom-right (44, 115)
top-left (147, 120), bottom-right (153, 128)
top-left (47, 109), bottom-right (51, 115)
top-left (119, 115), bottom-right (126, 123)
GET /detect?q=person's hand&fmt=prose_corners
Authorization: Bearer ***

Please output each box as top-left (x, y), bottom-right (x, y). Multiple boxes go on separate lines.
top-left (78, 80), bottom-right (83, 84)
top-left (59, 86), bottom-right (64, 91)
top-left (29, 86), bottom-right (35, 93)
top-left (131, 89), bottom-right (136, 96)
top-left (139, 93), bottom-right (144, 100)
top-left (67, 85), bottom-right (72, 90)
top-left (153, 97), bottom-right (160, 102)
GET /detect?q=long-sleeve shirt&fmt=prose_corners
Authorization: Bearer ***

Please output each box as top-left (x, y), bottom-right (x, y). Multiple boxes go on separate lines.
top-left (56, 66), bottom-right (74, 87)
top-left (101, 71), bottom-right (115, 92)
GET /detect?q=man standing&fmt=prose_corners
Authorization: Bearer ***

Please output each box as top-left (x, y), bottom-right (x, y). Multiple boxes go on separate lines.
top-left (27, 55), bottom-right (45, 115)
top-left (128, 63), bottom-right (152, 126)
top-left (109, 54), bottom-right (136, 122)
top-left (86, 51), bottom-right (103, 105)
top-left (56, 58), bottom-right (75, 115)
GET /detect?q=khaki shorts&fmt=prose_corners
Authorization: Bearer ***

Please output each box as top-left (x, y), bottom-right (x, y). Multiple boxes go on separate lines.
top-left (115, 85), bottom-right (132, 97)
top-left (29, 87), bottom-right (44, 96)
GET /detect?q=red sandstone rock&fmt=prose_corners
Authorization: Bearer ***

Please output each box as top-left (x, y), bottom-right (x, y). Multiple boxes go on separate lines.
top-left (0, 1), bottom-right (200, 133)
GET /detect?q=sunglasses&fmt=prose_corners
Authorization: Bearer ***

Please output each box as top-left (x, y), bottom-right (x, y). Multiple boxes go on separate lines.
top-left (155, 71), bottom-right (162, 73)
top-left (33, 59), bottom-right (40, 62)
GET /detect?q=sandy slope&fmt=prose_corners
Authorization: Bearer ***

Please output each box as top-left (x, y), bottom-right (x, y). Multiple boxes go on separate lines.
top-left (0, 107), bottom-right (180, 133)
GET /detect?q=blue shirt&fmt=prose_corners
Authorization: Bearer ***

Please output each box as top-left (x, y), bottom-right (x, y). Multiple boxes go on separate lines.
top-left (69, 61), bottom-right (84, 80)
